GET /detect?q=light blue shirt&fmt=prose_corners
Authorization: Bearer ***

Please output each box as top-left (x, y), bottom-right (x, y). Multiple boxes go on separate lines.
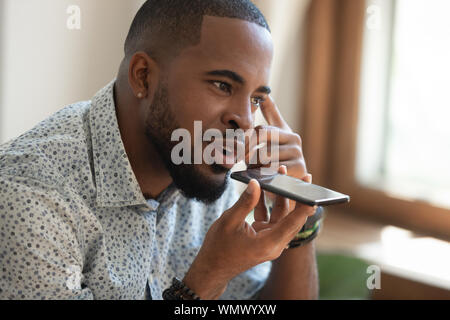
top-left (0, 80), bottom-right (271, 300)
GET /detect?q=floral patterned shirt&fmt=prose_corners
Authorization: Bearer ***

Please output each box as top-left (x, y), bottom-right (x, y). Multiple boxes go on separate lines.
top-left (0, 80), bottom-right (271, 300)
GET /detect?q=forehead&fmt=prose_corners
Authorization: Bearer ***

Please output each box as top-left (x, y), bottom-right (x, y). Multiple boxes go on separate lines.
top-left (170, 16), bottom-right (274, 82)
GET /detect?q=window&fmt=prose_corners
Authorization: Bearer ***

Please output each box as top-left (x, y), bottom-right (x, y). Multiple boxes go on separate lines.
top-left (301, 0), bottom-right (450, 239)
top-left (357, 0), bottom-right (450, 210)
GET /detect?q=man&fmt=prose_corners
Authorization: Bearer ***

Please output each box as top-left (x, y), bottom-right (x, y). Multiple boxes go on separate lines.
top-left (0, 0), bottom-right (321, 300)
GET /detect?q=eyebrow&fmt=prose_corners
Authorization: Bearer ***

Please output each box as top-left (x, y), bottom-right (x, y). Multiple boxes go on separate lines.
top-left (206, 70), bottom-right (272, 95)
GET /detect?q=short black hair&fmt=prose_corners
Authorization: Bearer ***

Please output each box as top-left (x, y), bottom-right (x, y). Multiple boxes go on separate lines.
top-left (124, 0), bottom-right (270, 63)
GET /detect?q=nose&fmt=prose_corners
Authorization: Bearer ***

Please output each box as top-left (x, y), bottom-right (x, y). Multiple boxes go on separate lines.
top-left (221, 100), bottom-right (253, 131)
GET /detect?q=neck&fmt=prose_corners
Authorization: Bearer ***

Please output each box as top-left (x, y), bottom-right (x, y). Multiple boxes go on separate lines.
top-left (113, 79), bottom-right (172, 200)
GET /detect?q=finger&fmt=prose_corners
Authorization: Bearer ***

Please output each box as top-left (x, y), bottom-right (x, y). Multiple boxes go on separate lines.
top-left (303, 174), bottom-right (313, 184)
top-left (244, 127), bottom-right (290, 163)
top-left (243, 128), bottom-right (262, 167)
top-left (248, 159), bottom-right (308, 178)
top-left (250, 126), bottom-right (293, 146)
top-left (246, 145), bottom-right (277, 167)
top-left (254, 190), bottom-right (269, 222)
top-left (246, 145), bottom-right (303, 168)
top-left (252, 220), bottom-right (271, 233)
top-left (226, 179), bottom-right (261, 226)
top-left (269, 166), bottom-right (290, 224)
top-left (262, 204), bottom-right (318, 245)
top-left (245, 127), bottom-right (303, 166)
top-left (278, 165), bottom-right (287, 175)
top-left (283, 166), bottom-right (297, 213)
top-left (294, 201), bottom-right (317, 217)
top-left (260, 96), bottom-right (290, 130)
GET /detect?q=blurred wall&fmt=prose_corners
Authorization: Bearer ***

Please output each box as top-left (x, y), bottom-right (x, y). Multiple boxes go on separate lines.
top-left (253, 0), bottom-right (310, 132)
top-left (0, 0), bottom-right (309, 144)
top-left (0, 0), bottom-right (145, 143)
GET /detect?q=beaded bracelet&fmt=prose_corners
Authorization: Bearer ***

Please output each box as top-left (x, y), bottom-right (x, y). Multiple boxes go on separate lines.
top-left (284, 206), bottom-right (323, 249)
top-left (287, 220), bottom-right (321, 249)
top-left (292, 219), bottom-right (321, 241)
top-left (162, 277), bottom-right (201, 300)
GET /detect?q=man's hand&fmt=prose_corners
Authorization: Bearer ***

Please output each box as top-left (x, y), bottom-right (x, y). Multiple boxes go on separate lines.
top-left (244, 97), bottom-right (319, 300)
top-left (246, 95), bottom-right (310, 212)
top-left (183, 178), bottom-right (316, 300)
top-left (252, 165), bottom-right (315, 233)
top-left (183, 97), bottom-right (316, 300)
top-left (247, 95), bottom-right (306, 176)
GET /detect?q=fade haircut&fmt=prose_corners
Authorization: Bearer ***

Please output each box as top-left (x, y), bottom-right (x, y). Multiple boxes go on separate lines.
top-left (124, 0), bottom-right (270, 64)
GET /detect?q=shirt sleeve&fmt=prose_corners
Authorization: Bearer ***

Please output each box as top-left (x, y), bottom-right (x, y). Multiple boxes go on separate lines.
top-left (0, 175), bottom-right (94, 300)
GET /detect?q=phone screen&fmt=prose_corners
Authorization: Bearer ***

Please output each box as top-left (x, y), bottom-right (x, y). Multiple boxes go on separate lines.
top-left (231, 168), bottom-right (350, 206)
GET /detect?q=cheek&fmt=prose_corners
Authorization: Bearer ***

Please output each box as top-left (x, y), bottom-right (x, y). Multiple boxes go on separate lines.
top-left (167, 82), bottom-right (224, 132)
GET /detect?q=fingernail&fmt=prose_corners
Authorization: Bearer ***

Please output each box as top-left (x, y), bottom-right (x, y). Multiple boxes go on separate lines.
top-left (246, 179), bottom-right (257, 194)
top-left (278, 165), bottom-right (287, 174)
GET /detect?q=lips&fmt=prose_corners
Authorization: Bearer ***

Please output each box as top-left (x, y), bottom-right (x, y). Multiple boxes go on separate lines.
top-left (213, 139), bottom-right (245, 169)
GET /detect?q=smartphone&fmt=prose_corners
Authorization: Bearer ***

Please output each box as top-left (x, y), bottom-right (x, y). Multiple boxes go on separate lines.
top-left (231, 168), bottom-right (350, 207)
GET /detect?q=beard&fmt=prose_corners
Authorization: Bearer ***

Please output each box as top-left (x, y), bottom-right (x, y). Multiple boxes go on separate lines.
top-left (144, 82), bottom-right (230, 204)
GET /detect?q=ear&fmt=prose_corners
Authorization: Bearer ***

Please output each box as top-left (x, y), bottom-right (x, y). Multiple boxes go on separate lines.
top-left (127, 51), bottom-right (160, 103)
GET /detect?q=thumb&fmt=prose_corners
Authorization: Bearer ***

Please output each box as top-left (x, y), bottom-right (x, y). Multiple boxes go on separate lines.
top-left (226, 179), bottom-right (261, 226)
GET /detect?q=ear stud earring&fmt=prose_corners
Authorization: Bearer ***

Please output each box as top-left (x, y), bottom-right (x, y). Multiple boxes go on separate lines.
top-left (137, 92), bottom-right (143, 98)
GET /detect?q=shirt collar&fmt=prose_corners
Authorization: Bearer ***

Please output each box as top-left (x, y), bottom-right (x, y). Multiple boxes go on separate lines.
top-left (147, 182), bottom-right (180, 212)
top-left (89, 79), bottom-right (150, 208)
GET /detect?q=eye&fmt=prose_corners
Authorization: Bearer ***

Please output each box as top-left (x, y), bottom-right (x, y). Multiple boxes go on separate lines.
top-left (211, 81), bottom-right (232, 94)
top-left (251, 96), bottom-right (265, 108)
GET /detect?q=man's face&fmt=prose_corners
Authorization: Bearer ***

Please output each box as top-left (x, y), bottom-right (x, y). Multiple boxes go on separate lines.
top-left (145, 16), bottom-right (274, 203)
